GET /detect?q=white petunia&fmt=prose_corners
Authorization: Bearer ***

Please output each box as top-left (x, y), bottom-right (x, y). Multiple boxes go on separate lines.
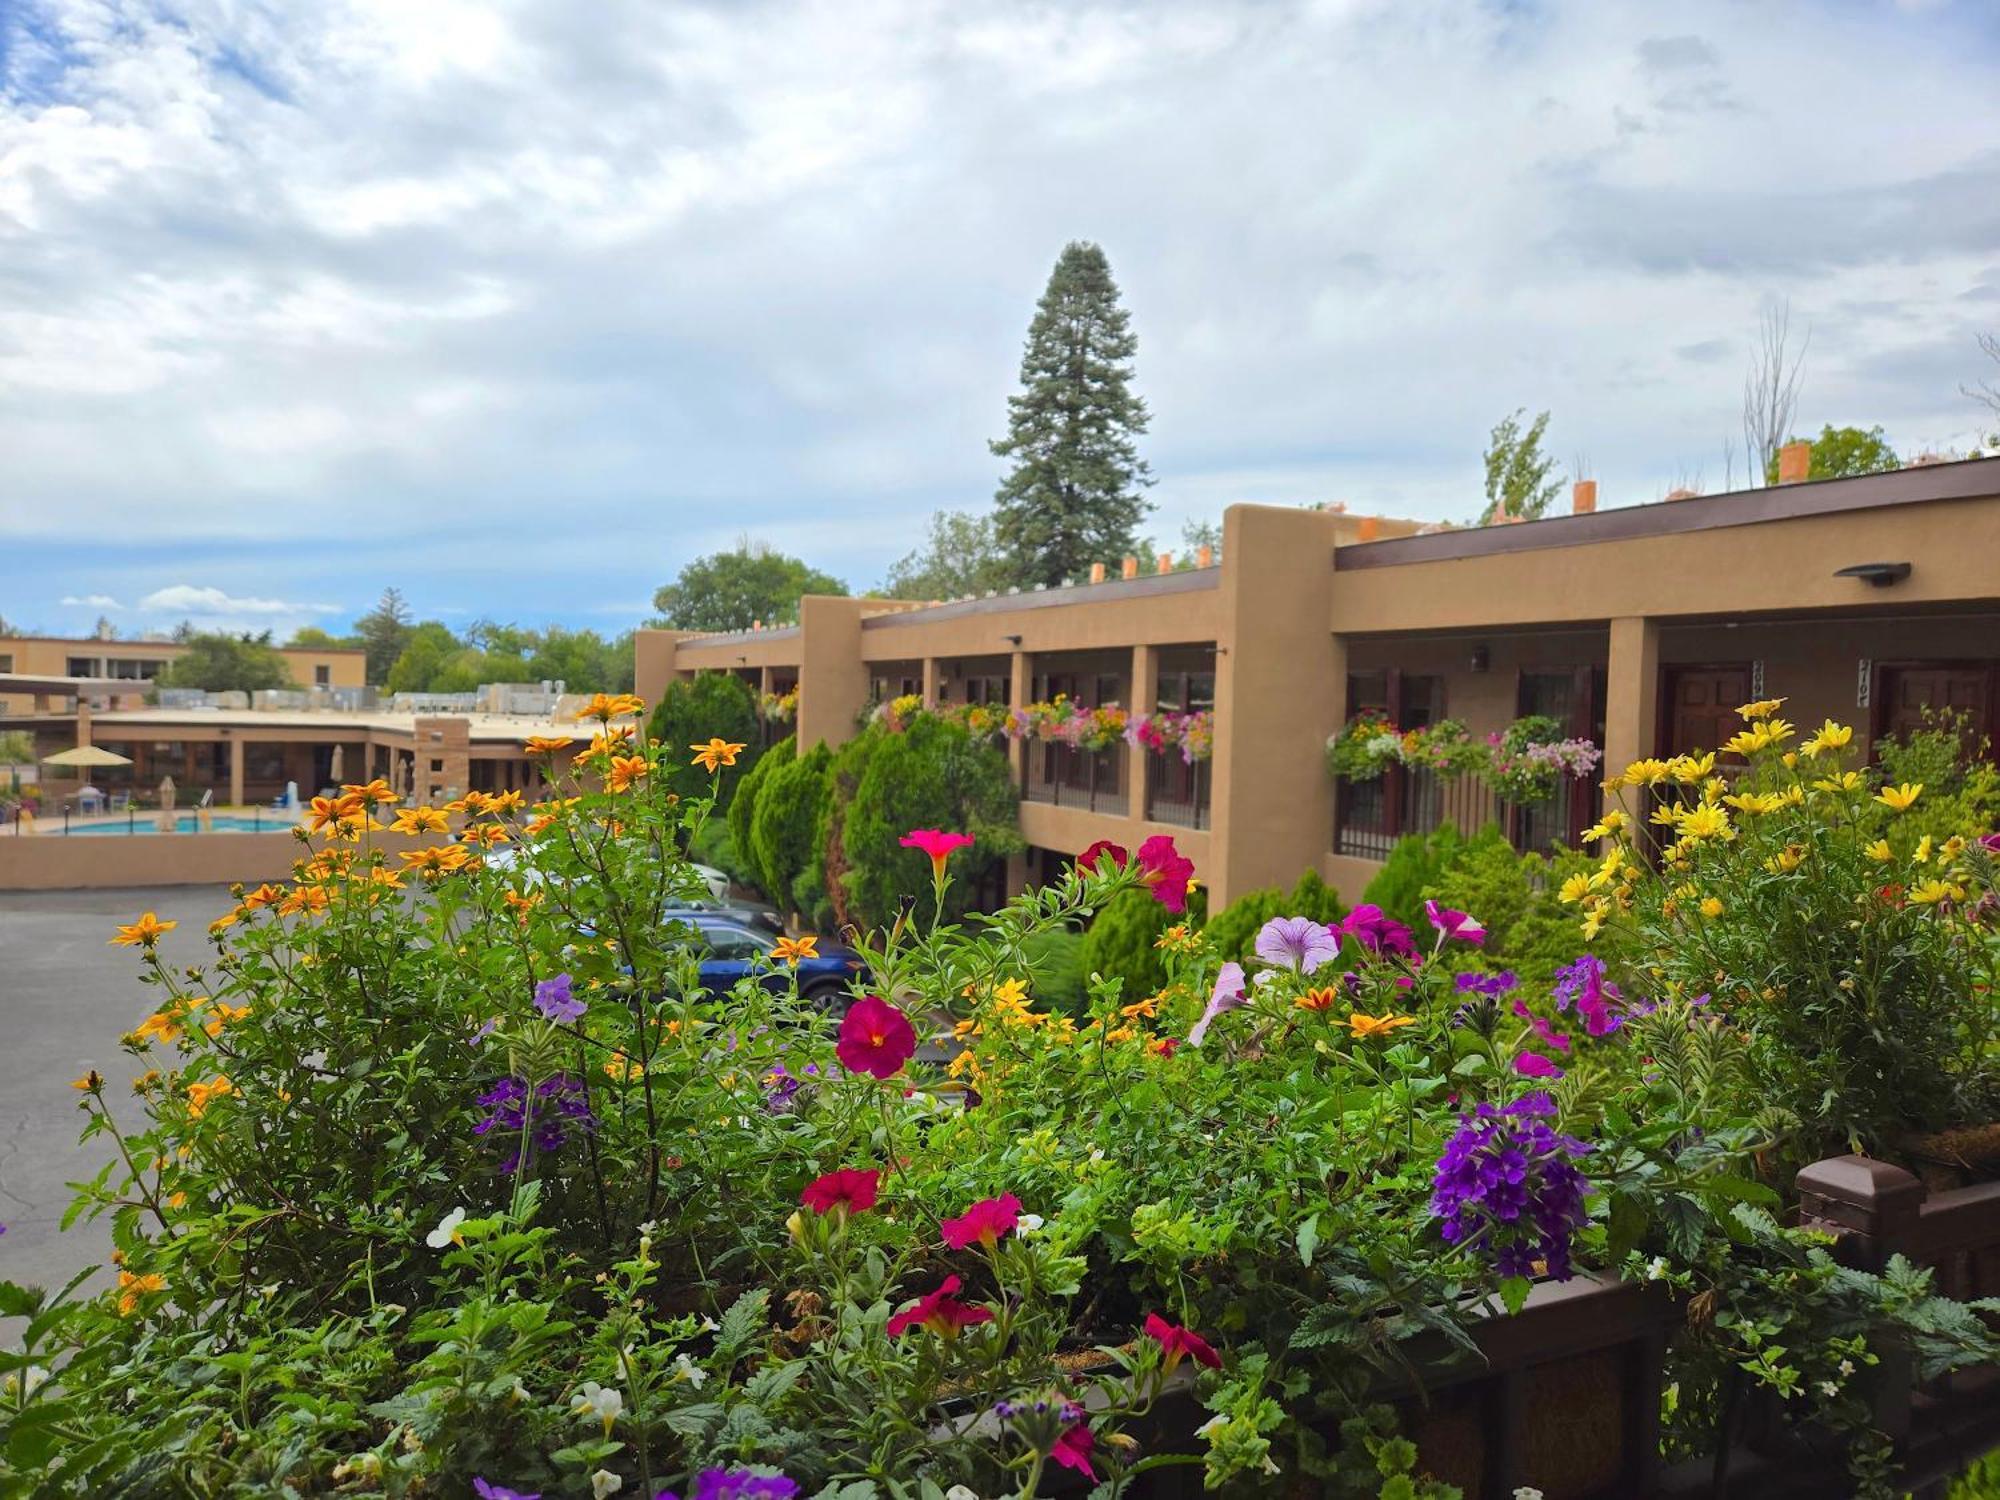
top-left (673, 1353), bottom-right (708, 1389)
top-left (1016, 1213), bottom-right (1045, 1237)
top-left (591, 1469), bottom-right (624, 1499)
top-left (1644, 1256), bottom-right (1668, 1281)
top-left (1513, 1489), bottom-right (1545, 1500)
top-left (572, 1380), bottom-right (625, 1433)
top-left (1837, 1359), bottom-right (1855, 1377)
top-left (944, 1488), bottom-right (981, 1500)
top-left (425, 1207), bottom-right (467, 1249)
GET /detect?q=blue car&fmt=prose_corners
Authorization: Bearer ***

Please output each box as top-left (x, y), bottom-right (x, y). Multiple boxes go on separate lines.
top-left (673, 913), bottom-right (867, 1008)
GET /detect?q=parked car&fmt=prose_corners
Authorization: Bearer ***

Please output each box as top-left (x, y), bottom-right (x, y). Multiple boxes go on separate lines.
top-left (662, 892), bottom-right (785, 932)
top-left (485, 845), bottom-right (731, 902)
top-left (669, 913), bottom-right (867, 1008)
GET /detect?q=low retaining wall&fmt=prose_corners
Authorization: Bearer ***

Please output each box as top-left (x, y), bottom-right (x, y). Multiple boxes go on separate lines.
top-left (0, 830), bottom-right (309, 890)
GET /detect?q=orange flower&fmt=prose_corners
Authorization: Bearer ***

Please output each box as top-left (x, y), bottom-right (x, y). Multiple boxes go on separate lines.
top-left (459, 822), bottom-right (512, 848)
top-left (208, 911), bottom-right (239, 936)
top-left (400, 844), bottom-right (471, 878)
top-left (575, 692), bottom-right (645, 722)
top-left (116, 1270), bottom-right (166, 1315)
top-left (603, 1052), bottom-right (646, 1083)
top-left (306, 792), bottom-right (365, 832)
top-left (488, 789), bottom-right (525, 814)
top-left (241, 883), bottom-right (285, 911)
top-left (1347, 1012), bottom-right (1416, 1041)
top-left (341, 777), bottom-right (398, 808)
top-left (391, 805), bottom-right (449, 835)
top-left (201, 1001), bottom-right (250, 1038)
top-left (523, 813), bottom-right (557, 836)
top-left (1296, 987), bottom-right (1340, 1012)
top-left (771, 934), bottom-right (819, 964)
top-left (71, 1069), bottom-right (104, 1092)
top-left (1120, 995), bottom-right (1160, 1020)
top-left (504, 889), bottom-right (541, 918)
top-left (184, 1076), bottom-right (234, 1118)
top-left (110, 911), bottom-right (177, 947)
top-left (445, 791), bottom-right (493, 816)
top-left (689, 738), bottom-right (747, 774)
top-left (277, 885), bottom-right (331, 916)
top-left (130, 1011), bottom-right (183, 1046)
top-left (606, 755), bottom-right (651, 793)
top-left (524, 734), bottom-right (575, 755)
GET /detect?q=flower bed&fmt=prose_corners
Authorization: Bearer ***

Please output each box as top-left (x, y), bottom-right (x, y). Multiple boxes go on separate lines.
top-left (8, 696), bottom-right (2000, 1498)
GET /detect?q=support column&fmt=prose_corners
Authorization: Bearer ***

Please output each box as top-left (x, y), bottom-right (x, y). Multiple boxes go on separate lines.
top-left (1008, 650), bottom-right (1031, 790)
top-left (1129, 643), bottom-right (1157, 824)
top-left (921, 657), bottom-right (939, 707)
top-left (1602, 616), bottom-right (1660, 819)
top-left (795, 597), bottom-right (872, 751)
top-left (228, 737), bottom-right (245, 807)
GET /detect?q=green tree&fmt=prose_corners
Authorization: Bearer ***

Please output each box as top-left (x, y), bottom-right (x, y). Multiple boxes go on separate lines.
top-left (750, 741), bottom-right (833, 915)
top-left (284, 626), bottom-right (356, 649)
top-left (881, 510), bottom-right (1020, 600)
top-left (384, 622), bottom-right (462, 694)
top-left (353, 587), bottom-right (415, 685)
top-left (990, 241), bottom-right (1154, 587)
top-left (527, 627), bottom-right (629, 693)
top-left (729, 734), bottom-right (794, 894)
top-left (156, 632), bottom-right (296, 693)
top-left (646, 672), bottom-right (763, 801)
top-left (651, 542), bottom-right (846, 633)
top-left (1478, 408), bottom-right (1562, 523)
top-left (1763, 423), bottom-right (1900, 484)
top-left (836, 718), bottom-right (1022, 930)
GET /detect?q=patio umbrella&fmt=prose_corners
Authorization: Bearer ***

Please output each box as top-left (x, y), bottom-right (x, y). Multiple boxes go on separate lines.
top-left (42, 745), bottom-right (132, 768)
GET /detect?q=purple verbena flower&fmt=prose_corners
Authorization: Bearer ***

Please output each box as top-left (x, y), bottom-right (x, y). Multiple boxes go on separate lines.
top-left (1254, 916), bottom-right (1340, 974)
top-left (656, 1470), bottom-right (801, 1500)
top-left (1553, 955), bottom-right (1623, 1036)
top-left (475, 1481), bottom-right (541, 1500)
top-left (533, 973), bottom-right (586, 1024)
top-left (1430, 1092), bottom-right (1593, 1280)
top-left (1455, 971), bottom-right (1518, 999)
top-left (475, 1074), bottom-right (597, 1172)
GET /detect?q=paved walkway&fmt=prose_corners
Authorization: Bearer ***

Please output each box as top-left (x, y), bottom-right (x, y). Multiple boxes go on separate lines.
top-left (0, 885), bottom-right (237, 1301)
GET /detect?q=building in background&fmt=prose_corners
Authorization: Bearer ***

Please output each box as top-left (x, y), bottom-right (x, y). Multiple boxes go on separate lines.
top-left (636, 451), bottom-right (2000, 906)
top-left (0, 635), bottom-right (366, 715)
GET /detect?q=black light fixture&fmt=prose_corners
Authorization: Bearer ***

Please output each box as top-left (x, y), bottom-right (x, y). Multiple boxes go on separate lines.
top-left (1004, 633), bottom-right (1023, 646)
top-left (1470, 645), bottom-right (1490, 674)
top-left (1834, 562), bottom-right (1911, 588)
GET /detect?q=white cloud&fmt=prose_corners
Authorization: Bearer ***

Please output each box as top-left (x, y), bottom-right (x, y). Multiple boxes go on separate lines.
top-left (3, 0), bottom-right (1999, 614)
top-left (135, 585), bottom-right (338, 617)
top-left (59, 593), bottom-right (123, 608)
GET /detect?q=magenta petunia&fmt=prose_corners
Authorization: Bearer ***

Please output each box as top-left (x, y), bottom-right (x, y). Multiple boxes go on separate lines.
top-left (900, 828), bottom-right (975, 877)
top-left (1423, 900), bottom-right (1487, 946)
top-left (1051, 1420), bottom-right (1096, 1481)
top-left (1135, 835), bottom-right (1195, 914)
top-left (1076, 839), bottom-right (1128, 874)
top-left (886, 1274), bottom-right (994, 1338)
top-left (941, 1193), bottom-right (1022, 1249)
top-left (1514, 1050), bottom-right (1565, 1079)
top-left (836, 996), bottom-right (917, 1078)
top-left (800, 1168), bottom-right (880, 1216)
top-left (1143, 1312), bottom-right (1222, 1373)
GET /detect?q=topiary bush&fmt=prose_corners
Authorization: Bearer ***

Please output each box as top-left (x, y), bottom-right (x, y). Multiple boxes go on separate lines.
top-left (1202, 870), bottom-right (1341, 966)
top-left (1362, 823), bottom-right (1477, 931)
top-left (837, 717), bottom-right (1022, 930)
top-left (646, 672), bottom-right (762, 801)
top-left (727, 734), bottom-right (793, 895)
top-left (749, 740), bottom-right (830, 918)
top-left (1419, 838), bottom-right (1608, 989)
top-left (1079, 883), bottom-right (1209, 997)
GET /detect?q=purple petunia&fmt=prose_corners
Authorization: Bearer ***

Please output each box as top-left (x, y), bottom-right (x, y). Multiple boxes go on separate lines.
top-left (1431, 1092), bottom-right (1592, 1280)
top-left (533, 973), bottom-right (586, 1024)
top-left (1254, 916), bottom-right (1340, 974)
top-left (474, 1481), bottom-right (541, 1500)
top-left (1455, 970), bottom-right (1518, 1000)
top-left (1424, 900), bottom-right (1487, 947)
top-left (656, 1470), bottom-right (801, 1500)
top-left (474, 1074), bottom-right (597, 1172)
top-left (1187, 962), bottom-right (1247, 1047)
top-left (1553, 955), bottom-right (1624, 1037)
top-left (1340, 904), bottom-right (1418, 960)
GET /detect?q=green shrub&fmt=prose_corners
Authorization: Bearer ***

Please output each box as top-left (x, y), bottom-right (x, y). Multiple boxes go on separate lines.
top-left (1420, 838), bottom-right (1607, 988)
top-left (1018, 928), bottom-right (1088, 1012)
top-left (835, 717), bottom-right (1023, 931)
top-left (1874, 710), bottom-right (2000, 846)
top-left (646, 671), bottom-right (762, 801)
top-left (1080, 883), bottom-right (1209, 996)
top-left (1203, 869), bottom-right (1342, 965)
top-left (749, 741), bottom-right (830, 917)
top-left (727, 735), bottom-right (793, 895)
top-left (1363, 823), bottom-right (1476, 930)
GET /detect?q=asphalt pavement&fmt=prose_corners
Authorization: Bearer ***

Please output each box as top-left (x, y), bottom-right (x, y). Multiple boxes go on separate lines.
top-left (0, 884), bottom-right (238, 1301)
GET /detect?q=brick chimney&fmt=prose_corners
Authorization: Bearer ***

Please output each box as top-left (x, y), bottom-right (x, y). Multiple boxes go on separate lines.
top-left (1196, 544), bottom-right (1214, 568)
top-left (1777, 440), bottom-right (1811, 485)
top-left (1089, 562), bottom-right (1106, 584)
top-left (1155, 553), bottom-right (1174, 574)
top-left (1120, 556), bottom-right (1138, 580)
top-left (1356, 516), bottom-right (1381, 542)
top-left (1572, 479), bottom-right (1597, 515)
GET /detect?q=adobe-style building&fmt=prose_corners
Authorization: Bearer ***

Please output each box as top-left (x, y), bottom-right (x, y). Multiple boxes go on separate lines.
top-left (636, 451), bottom-right (2000, 906)
top-left (0, 634), bottom-right (366, 715)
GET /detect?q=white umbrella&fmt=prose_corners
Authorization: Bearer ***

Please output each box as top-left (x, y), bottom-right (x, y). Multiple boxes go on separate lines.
top-left (42, 745), bottom-right (132, 768)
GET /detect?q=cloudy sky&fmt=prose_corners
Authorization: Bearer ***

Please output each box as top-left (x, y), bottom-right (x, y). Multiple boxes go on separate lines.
top-left (3, 0), bottom-right (1999, 639)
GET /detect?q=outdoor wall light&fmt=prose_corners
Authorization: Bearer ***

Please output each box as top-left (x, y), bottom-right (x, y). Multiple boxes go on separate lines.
top-left (1004, 634), bottom-right (1023, 646)
top-left (1834, 562), bottom-right (1912, 587)
top-left (1470, 645), bottom-right (1490, 673)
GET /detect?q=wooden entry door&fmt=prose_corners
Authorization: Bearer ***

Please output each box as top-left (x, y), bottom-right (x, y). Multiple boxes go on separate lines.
top-left (1875, 662), bottom-right (1998, 759)
top-left (1662, 665), bottom-right (1751, 758)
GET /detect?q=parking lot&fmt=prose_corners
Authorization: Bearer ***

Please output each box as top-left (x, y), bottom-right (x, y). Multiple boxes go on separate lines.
top-left (0, 885), bottom-right (238, 1298)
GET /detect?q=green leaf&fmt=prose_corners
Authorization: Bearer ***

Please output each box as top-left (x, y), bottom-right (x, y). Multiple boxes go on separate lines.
top-left (1498, 1276), bottom-right (1532, 1317)
top-left (1296, 1213), bottom-right (1320, 1267)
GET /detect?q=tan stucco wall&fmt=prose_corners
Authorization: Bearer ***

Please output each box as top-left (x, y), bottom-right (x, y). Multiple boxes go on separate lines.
top-left (0, 638), bottom-right (366, 713)
top-left (0, 830), bottom-right (307, 890)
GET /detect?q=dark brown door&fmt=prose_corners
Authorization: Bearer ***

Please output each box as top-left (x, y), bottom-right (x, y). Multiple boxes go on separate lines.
top-left (1876, 662), bottom-right (1997, 759)
top-left (1663, 665), bottom-right (1751, 758)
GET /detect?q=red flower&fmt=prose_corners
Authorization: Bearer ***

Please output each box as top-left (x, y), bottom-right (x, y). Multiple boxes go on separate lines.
top-left (837, 996), bottom-right (917, 1079)
top-left (1143, 1312), bottom-right (1222, 1374)
top-left (1077, 840), bottom-right (1128, 874)
top-left (941, 1192), bottom-right (1022, 1250)
top-left (900, 828), bottom-right (975, 878)
top-left (886, 1274), bottom-right (994, 1338)
top-left (800, 1168), bottom-right (880, 1217)
top-left (1051, 1420), bottom-right (1095, 1481)
top-left (1135, 835), bottom-right (1195, 914)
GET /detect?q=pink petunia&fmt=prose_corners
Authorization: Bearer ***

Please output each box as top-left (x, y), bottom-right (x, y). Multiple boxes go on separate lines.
top-left (941, 1193), bottom-right (1023, 1250)
top-left (1076, 840), bottom-right (1128, 874)
top-left (886, 1275), bottom-right (993, 1338)
top-left (1187, 962), bottom-right (1246, 1047)
top-left (1423, 900), bottom-right (1487, 947)
top-left (1514, 1050), bottom-right (1565, 1079)
top-left (900, 828), bottom-right (975, 878)
top-left (1143, 1312), bottom-right (1222, 1374)
top-left (800, 1168), bottom-right (880, 1217)
top-left (1051, 1420), bottom-right (1095, 1481)
top-left (1135, 835), bottom-right (1195, 914)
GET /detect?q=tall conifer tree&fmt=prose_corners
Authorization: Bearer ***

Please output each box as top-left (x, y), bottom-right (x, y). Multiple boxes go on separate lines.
top-left (990, 242), bottom-right (1153, 586)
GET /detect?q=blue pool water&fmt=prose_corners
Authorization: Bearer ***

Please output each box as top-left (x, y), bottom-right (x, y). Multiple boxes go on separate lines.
top-left (62, 814), bottom-right (299, 836)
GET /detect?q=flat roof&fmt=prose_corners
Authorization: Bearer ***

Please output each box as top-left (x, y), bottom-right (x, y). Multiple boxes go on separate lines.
top-left (862, 565), bottom-right (1220, 630)
top-left (0, 635), bottom-right (365, 654)
top-left (1337, 456), bottom-right (2000, 571)
top-left (0, 705), bottom-right (607, 745)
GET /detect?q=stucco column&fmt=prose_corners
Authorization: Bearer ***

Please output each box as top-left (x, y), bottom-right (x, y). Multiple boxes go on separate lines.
top-left (1208, 504), bottom-right (1342, 906)
top-left (228, 736), bottom-right (244, 807)
top-left (1129, 642), bottom-right (1157, 823)
top-left (633, 629), bottom-right (693, 710)
top-left (921, 656), bottom-right (939, 707)
top-left (1602, 616), bottom-right (1661, 817)
top-left (1009, 650), bottom-right (1031, 788)
top-left (796, 596), bottom-right (871, 750)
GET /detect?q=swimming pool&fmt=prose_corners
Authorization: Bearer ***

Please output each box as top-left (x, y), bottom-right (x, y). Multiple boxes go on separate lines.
top-left (60, 813), bottom-right (301, 836)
